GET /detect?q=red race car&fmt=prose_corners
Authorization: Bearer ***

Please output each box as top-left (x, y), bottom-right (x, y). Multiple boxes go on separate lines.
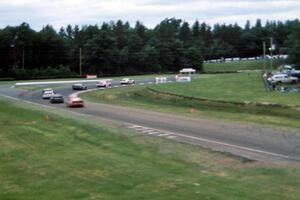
top-left (66, 96), bottom-right (84, 107)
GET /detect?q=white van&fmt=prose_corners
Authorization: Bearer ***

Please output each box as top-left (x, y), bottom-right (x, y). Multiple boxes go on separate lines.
top-left (271, 74), bottom-right (298, 84)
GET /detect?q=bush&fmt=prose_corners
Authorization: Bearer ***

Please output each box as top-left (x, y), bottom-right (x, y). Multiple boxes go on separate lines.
top-left (0, 78), bottom-right (14, 81)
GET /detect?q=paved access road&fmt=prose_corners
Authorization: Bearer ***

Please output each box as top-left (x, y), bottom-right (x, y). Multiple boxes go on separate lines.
top-left (1, 77), bottom-right (300, 164)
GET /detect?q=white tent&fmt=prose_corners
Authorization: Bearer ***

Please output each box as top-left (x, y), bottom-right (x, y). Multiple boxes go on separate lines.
top-left (179, 68), bottom-right (196, 76)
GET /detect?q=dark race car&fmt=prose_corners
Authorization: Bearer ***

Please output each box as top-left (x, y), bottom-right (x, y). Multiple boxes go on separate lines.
top-left (50, 94), bottom-right (64, 103)
top-left (72, 83), bottom-right (87, 90)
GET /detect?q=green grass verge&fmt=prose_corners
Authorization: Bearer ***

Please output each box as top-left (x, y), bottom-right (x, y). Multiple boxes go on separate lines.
top-left (81, 72), bottom-right (300, 129)
top-left (203, 59), bottom-right (284, 72)
top-left (18, 85), bottom-right (73, 92)
top-left (152, 73), bottom-right (300, 106)
top-left (18, 85), bottom-right (56, 91)
top-left (1, 98), bottom-right (300, 199)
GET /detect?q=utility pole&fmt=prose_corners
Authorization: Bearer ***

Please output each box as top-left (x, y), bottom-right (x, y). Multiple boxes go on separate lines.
top-left (10, 35), bottom-right (18, 68)
top-left (22, 47), bottom-right (25, 69)
top-left (270, 37), bottom-right (273, 72)
top-left (263, 41), bottom-right (266, 72)
top-left (79, 48), bottom-right (82, 76)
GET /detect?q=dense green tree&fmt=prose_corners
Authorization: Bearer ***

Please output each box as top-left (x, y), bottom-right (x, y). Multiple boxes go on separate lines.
top-left (179, 22), bottom-right (191, 44)
top-left (139, 45), bottom-right (160, 72)
top-left (156, 18), bottom-right (181, 42)
top-left (192, 20), bottom-right (200, 38)
top-left (185, 46), bottom-right (203, 71)
top-left (244, 20), bottom-right (251, 31)
top-left (83, 31), bottom-right (117, 75)
top-left (285, 24), bottom-right (300, 68)
top-left (0, 18), bottom-right (300, 78)
top-left (134, 21), bottom-right (147, 44)
top-left (33, 25), bottom-right (69, 68)
top-left (200, 23), bottom-right (212, 43)
top-left (114, 20), bottom-right (129, 49)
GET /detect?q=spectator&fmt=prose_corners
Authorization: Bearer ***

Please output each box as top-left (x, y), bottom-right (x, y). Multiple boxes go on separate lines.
top-left (263, 73), bottom-right (267, 79)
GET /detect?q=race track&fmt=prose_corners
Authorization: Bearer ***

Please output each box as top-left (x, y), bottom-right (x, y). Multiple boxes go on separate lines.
top-left (1, 77), bottom-right (300, 164)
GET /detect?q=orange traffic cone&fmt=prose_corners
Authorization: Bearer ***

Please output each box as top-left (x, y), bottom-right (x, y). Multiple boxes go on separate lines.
top-left (44, 115), bottom-right (49, 122)
top-left (190, 108), bottom-right (197, 113)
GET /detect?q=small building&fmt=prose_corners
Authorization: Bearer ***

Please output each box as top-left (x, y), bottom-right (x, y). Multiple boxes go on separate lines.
top-left (179, 68), bottom-right (196, 76)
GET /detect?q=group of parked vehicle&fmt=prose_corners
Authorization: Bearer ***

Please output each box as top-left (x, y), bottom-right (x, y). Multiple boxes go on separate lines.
top-left (264, 65), bottom-right (300, 92)
top-left (268, 74), bottom-right (298, 84)
top-left (266, 65), bottom-right (300, 84)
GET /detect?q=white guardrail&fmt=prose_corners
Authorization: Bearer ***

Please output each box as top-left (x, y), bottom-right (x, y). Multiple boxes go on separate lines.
top-left (155, 77), bottom-right (167, 83)
top-left (15, 79), bottom-right (112, 86)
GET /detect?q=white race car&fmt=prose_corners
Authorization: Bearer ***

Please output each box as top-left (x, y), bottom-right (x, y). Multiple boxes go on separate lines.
top-left (96, 80), bottom-right (112, 87)
top-left (42, 88), bottom-right (54, 94)
top-left (42, 90), bottom-right (55, 99)
top-left (120, 78), bottom-right (135, 85)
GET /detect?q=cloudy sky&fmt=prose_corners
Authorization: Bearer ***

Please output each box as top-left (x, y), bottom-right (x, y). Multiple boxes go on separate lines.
top-left (0, 0), bottom-right (299, 30)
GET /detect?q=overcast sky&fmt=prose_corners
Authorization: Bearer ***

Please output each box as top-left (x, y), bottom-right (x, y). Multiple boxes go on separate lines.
top-left (0, 0), bottom-right (299, 30)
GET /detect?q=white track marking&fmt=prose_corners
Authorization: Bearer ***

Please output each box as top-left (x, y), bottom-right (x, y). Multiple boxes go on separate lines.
top-left (167, 136), bottom-right (178, 139)
top-left (147, 132), bottom-right (161, 135)
top-left (128, 125), bottom-right (142, 129)
top-left (113, 86), bottom-right (119, 88)
top-left (133, 126), bottom-right (150, 130)
top-left (141, 129), bottom-right (155, 133)
top-left (158, 133), bottom-right (171, 137)
top-left (1, 95), bottom-right (19, 101)
top-left (125, 123), bottom-right (296, 160)
top-left (138, 83), bottom-right (145, 85)
top-left (127, 125), bottom-right (174, 138)
top-left (135, 128), bottom-right (151, 131)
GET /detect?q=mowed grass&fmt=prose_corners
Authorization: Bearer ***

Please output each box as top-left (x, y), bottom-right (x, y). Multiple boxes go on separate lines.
top-left (18, 85), bottom-right (55, 91)
top-left (152, 72), bottom-right (300, 106)
top-left (203, 59), bottom-right (283, 72)
top-left (1, 99), bottom-right (300, 199)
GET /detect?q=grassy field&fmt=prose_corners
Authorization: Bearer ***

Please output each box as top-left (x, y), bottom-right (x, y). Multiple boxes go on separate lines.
top-left (82, 72), bottom-right (300, 129)
top-left (153, 73), bottom-right (300, 106)
top-left (203, 59), bottom-right (284, 72)
top-left (1, 98), bottom-right (300, 199)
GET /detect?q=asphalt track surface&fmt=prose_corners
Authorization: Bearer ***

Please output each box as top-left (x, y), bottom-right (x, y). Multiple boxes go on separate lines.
top-left (1, 78), bottom-right (300, 165)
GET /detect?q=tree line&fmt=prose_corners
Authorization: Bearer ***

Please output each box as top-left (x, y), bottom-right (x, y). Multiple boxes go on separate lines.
top-left (0, 18), bottom-right (299, 79)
